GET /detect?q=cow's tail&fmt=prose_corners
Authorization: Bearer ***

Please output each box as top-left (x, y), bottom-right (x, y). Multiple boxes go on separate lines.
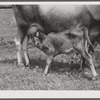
top-left (84, 27), bottom-right (94, 53)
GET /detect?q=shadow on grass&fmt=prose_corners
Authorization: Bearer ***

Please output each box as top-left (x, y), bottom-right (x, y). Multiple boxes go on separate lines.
top-left (0, 57), bottom-right (81, 74)
top-left (0, 56), bottom-right (99, 80)
top-left (30, 57), bottom-right (81, 75)
top-left (28, 57), bottom-right (100, 81)
top-left (0, 58), bottom-right (16, 65)
top-left (29, 58), bottom-right (46, 69)
top-left (51, 61), bottom-right (80, 73)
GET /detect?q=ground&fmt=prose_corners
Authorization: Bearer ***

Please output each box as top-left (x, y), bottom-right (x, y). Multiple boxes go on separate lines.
top-left (0, 9), bottom-right (100, 90)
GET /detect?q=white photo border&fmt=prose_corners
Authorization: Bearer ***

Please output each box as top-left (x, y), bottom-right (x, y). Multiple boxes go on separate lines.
top-left (0, 1), bottom-right (100, 99)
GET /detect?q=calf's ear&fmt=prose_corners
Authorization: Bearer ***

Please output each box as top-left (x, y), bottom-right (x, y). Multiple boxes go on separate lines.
top-left (36, 31), bottom-right (46, 39)
top-left (36, 32), bottom-right (39, 37)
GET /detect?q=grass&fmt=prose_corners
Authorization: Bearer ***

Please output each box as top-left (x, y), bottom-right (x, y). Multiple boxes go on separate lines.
top-left (0, 9), bottom-right (100, 90)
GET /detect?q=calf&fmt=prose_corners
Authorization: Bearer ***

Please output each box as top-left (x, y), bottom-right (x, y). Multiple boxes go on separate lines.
top-left (36, 27), bottom-right (97, 79)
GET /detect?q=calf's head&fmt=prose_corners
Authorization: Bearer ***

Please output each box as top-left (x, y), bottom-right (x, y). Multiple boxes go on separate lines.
top-left (27, 24), bottom-right (46, 46)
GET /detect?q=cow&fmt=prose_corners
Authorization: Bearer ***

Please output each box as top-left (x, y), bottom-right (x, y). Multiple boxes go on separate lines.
top-left (12, 5), bottom-right (100, 79)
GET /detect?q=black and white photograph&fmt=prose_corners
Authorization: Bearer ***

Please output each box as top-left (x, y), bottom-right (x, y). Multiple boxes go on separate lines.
top-left (0, 1), bottom-right (100, 98)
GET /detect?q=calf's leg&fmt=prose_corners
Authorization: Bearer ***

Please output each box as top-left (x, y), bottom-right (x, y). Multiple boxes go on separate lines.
top-left (43, 55), bottom-right (53, 76)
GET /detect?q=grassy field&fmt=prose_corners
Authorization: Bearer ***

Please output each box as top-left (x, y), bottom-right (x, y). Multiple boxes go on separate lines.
top-left (0, 9), bottom-right (100, 90)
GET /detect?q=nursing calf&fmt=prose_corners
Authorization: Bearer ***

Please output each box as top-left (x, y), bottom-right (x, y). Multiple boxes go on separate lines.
top-left (36, 27), bottom-right (97, 79)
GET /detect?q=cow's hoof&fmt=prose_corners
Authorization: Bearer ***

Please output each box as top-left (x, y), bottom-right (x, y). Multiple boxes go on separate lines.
top-left (26, 64), bottom-right (30, 69)
top-left (17, 62), bottom-right (25, 68)
top-left (92, 76), bottom-right (98, 81)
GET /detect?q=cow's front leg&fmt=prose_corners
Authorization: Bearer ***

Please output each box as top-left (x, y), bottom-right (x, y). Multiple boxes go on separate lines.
top-left (22, 35), bottom-right (30, 68)
top-left (43, 55), bottom-right (53, 76)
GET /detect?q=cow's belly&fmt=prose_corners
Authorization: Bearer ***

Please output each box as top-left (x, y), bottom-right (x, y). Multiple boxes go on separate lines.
top-left (39, 5), bottom-right (85, 17)
top-left (86, 5), bottom-right (100, 20)
top-left (38, 5), bottom-right (92, 33)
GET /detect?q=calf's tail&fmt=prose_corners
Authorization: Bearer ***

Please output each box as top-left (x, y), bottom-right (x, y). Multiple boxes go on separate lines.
top-left (84, 27), bottom-right (94, 53)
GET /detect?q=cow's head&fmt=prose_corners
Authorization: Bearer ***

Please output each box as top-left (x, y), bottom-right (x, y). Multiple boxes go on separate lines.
top-left (27, 24), bottom-right (46, 46)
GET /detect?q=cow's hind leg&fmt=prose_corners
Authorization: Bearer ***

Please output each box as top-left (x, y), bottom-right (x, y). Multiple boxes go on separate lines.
top-left (81, 51), bottom-right (97, 80)
top-left (43, 55), bottom-right (53, 76)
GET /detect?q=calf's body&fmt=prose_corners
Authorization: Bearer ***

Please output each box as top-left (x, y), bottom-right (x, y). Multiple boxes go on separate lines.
top-left (37, 27), bottom-right (97, 79)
